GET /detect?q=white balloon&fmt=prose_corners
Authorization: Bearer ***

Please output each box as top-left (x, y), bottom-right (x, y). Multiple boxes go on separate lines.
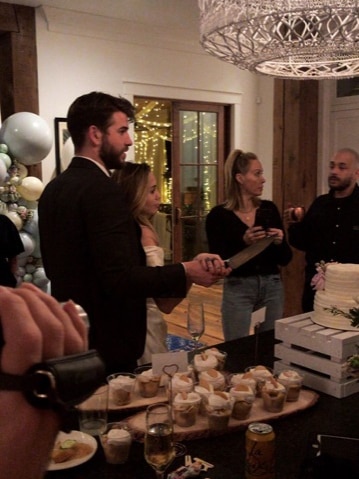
top-left (0, 159), bottom-right (6, 185)
top-left (17, 176), bottom-right (44, 201)
top-left (0, 152), bottom-right (11, 170)
top-left (33, 268), bottom-right (50, 290)
top-left (0, 112), bottom-right (53, 165)
top-left (22, 209), bottom-right (38, 236)
top-left (6, 211), bottom-right (23, 231)
top-left (18, 231), bottom-right (35, 258)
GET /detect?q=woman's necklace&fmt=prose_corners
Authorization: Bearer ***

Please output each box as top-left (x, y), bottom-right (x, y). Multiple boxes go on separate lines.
top-left (237, 207), bottom-right (255, 222)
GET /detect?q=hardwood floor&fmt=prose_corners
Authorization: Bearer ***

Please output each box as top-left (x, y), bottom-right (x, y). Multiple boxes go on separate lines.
top-left (164, 281), bottom-right (224, 347)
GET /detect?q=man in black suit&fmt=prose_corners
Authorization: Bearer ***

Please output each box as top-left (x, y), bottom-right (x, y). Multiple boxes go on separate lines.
top-left (38, 92), bottom-right (229, 373)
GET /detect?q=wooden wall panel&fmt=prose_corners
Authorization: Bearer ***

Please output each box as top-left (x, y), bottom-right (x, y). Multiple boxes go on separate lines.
top-left (273, 80), bottom-right (319, 317)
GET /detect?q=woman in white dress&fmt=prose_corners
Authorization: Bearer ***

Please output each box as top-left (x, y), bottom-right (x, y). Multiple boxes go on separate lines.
top-left (112, 162), bottom-right (189, 364)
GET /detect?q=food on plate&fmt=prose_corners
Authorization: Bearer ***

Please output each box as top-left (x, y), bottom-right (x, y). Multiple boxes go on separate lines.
top-left (51, 438), bottom-right (93, 464)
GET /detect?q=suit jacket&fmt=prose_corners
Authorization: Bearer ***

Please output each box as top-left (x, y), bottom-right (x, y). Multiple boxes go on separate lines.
top-left (38, 157), bottom-right (186, 371)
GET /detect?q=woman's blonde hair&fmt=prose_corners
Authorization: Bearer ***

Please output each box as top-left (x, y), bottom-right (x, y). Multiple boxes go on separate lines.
top-left (224, 149), bottom-right (261, 211)
top-left (112, 162), bottom-right (157, 235)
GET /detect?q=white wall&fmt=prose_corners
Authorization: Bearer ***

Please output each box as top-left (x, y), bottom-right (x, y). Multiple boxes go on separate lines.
top-left (35, 6), bottom-right (274, 198)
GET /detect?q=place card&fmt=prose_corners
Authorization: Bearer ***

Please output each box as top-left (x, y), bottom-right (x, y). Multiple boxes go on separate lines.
top-left (152, 351), bottom-right (188, 377)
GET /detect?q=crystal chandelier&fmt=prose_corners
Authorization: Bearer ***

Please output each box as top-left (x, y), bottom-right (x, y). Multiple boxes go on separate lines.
top-left (198, 0), bottom-right (359, 79)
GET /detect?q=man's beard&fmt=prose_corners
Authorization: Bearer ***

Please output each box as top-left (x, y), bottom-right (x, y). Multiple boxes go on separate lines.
top-left (99, 137), bottom-right (125, 170)
top-left (328, 176), bottom-right (352, 191)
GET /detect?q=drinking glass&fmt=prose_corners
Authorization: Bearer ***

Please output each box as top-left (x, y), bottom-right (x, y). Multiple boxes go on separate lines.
top-left (187, 301), bottom-right (205, 350)
top-left (144, 403), bottom-right (175, 479)
top-left (77, 384), bottom-right (108, 436)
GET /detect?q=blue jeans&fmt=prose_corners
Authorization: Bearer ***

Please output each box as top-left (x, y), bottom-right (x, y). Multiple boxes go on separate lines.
top-left (221, 274), bottom-right (284, 341)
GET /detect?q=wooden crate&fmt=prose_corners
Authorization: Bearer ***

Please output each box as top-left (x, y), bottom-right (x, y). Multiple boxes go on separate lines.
top-left (274, 313), bottom-right (359, 398)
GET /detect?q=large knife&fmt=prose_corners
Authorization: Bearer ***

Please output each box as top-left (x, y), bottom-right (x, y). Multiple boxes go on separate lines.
top-left (224, 235), bottom-right (276, 269)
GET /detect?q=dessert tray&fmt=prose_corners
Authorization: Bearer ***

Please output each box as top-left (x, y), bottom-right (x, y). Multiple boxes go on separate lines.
top-left (125, 389), bottom-right (319, 442)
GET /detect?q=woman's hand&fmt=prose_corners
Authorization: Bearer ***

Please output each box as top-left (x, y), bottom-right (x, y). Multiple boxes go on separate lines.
top-left (243, 226), bottom-right (267, 245)
top-left (267, 228), bottom-right (283, 244)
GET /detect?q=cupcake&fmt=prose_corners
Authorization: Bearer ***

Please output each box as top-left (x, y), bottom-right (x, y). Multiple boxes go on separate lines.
top-left (229, 372), bottom-right (257, 394)
top-left (205, 348), bottom-right (227, 370)
top-left (229, 384), bottom-right (255, 420)
top-left (135, 367), bottom-right (161, 398)
top-left (107, 373), bottom-right (136, 406)
top-left (193, 352), bottom-right (218, 373)
top-left (206, 391), bottom-right (233, 431)
top-left (261, 378), bottom-right (287, 413)
top-left (194, 378), bottom-right (214, 415)
top-left (173, 391), bottom-right (201, 427)
top-left (277, 370), bottom-right (304, 402)
top-left (100, 423), bottom-right (132, 464)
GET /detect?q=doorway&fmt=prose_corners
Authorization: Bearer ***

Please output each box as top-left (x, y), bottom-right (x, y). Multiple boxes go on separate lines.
top-left (134, 97), bottom-right (229, 263)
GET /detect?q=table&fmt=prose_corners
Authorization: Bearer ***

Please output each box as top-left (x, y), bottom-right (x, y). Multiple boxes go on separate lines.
top-left (46, 330), bottom-right (359, 479)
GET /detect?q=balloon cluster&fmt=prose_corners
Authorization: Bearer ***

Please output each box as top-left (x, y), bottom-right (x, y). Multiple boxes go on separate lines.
top-left (0, 112), bottom-right (53, 291)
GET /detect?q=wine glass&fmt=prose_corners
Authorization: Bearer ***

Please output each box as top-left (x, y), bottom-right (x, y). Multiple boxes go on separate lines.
top-left (187, 301), bottom-right (205, 350)
top-left (144, 403), bottom-right (175, 479)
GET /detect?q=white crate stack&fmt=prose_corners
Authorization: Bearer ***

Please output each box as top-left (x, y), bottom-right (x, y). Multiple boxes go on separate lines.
top-left (274, 313), bottom-right (359, 398)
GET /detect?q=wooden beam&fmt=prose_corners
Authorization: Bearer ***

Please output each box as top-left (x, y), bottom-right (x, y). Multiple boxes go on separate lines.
top-left (0, 3), bottom-right (41, 178)
top-left (273, 79), bottom-right (319, 317)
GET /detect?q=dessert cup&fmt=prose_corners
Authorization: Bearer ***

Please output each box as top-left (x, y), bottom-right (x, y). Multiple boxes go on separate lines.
top-left (261, 378), bottom-right (287, 413)
top-left (205, 348), bottom-right (228, 371)
top-left (198, 368), bottom-right (226, 391)
top-left (193, 351), bottom-right (218, 374)
top-left (100, 422), bottom-right (132, 464)
top-left (245, 365), bottom-right (274, 397)
top-left (229, 372), bottom-right (257, 394)
top-left (277, 370), bottom-right (304, 402)
top-left (194, 378), bottom-right (214, 415)
top-left (107, 373), bottom-right (136, 406)
top-left (229, 384), bottom-right (255, 420)
top-left (134, 365), bottom-right (161, 398)
top-left (173, 391), bottom-right (201, 427)
top-left (206, 391), bottom-right (233, 431)
top-left (167, 373), bottom-right (194, 400)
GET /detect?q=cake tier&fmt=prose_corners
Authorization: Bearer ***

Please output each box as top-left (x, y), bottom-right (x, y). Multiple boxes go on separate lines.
top-left (312, 291), bottom-right (359, 331)
top-left (325, 263), bottom-right (359, 299)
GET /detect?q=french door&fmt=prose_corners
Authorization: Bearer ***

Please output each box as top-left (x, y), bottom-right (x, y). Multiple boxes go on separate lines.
top-left (134, 98), bottom-right (228, 263)
top-left (172, 101), bottom-right (226, 262)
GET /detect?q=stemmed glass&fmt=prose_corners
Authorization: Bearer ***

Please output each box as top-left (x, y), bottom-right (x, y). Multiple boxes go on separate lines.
top-left (187, 301), bottom-right (205, 350)
top-left (144, 403), bottom-right (175, 479)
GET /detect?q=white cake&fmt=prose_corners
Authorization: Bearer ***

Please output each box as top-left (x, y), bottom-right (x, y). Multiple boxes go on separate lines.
top-left (311, 263), bottom-right (359, 330)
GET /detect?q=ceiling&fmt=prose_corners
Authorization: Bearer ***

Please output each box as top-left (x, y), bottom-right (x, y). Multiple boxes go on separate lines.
top-left (3, 0), bottom-right (201, 44)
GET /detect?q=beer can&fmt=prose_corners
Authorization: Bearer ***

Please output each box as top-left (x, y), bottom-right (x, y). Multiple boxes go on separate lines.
top-left (245, 422), bottom-right (275, 479)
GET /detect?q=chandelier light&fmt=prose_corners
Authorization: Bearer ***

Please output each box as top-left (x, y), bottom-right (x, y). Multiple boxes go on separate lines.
top-left (198, 0), bottom-right (359, 79)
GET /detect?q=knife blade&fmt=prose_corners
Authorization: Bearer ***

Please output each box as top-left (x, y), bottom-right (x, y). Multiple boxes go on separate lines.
top-left (224, 235), bottom-right (276, 269)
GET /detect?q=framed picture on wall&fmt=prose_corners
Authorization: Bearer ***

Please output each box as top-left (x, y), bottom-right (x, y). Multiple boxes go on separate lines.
top-left (54, 117), bottom-right (72, 175)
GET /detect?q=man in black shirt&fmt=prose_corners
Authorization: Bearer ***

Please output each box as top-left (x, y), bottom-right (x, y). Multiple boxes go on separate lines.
top-left (286, 147), bottom-right (359, 312)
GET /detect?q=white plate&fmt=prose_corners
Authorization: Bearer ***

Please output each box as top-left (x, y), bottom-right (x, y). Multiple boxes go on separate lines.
top-left (47, 430), bottom-right (97, 471)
